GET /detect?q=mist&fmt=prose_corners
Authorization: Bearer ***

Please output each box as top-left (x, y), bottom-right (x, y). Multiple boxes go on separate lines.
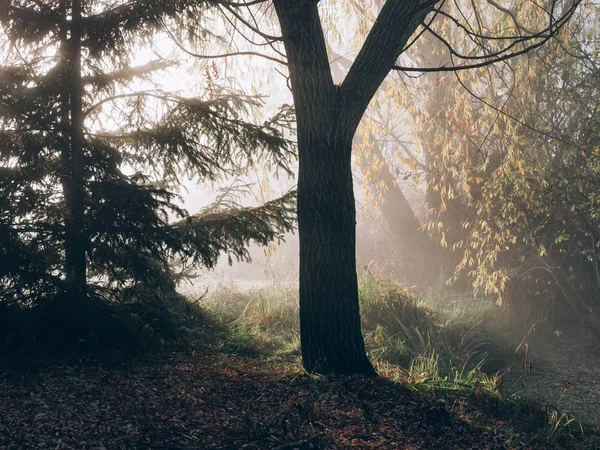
top-left (2, 0), bottom-right (600, 448)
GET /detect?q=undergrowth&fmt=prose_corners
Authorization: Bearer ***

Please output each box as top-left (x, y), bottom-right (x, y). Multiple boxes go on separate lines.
top-left (203, 281), bottom-right (300, 358)
top-left (0, 289), bottom-right (219, 358)
top-left (195, 274), bottom-right (600, 448)
top-left (201, 273), bottom-right (513, 376)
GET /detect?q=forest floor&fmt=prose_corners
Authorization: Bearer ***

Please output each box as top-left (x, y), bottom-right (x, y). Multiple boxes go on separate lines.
top-left (1, 348), bottom-right (598, 450)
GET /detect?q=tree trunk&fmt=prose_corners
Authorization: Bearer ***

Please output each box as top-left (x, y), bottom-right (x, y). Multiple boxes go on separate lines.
top-left (298, 136), bottom-right (375, 374)
top-left (274, 0), bottom-right (429, 374)
top-left (61, 0), bottom-right (87, 300)
top-left (417, 24), bottom-right (466, 266)
top-left (274, 0), bottom-right (374, 375)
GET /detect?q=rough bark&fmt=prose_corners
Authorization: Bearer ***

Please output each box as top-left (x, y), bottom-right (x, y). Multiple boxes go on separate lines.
top-left (62, 0), bottom-right (87, 299)
top-left (274, 0), bottom-right (432, 374)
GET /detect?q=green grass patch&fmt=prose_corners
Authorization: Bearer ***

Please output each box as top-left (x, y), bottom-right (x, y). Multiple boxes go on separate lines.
top-left (198, 273), bottom-right (514, 380)
top-left (202, 281), bottom-right (300, 358)
top-left (359, 272), bottom-right (514, 375)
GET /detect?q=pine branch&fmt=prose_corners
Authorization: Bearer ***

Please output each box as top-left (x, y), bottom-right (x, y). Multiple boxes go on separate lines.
top-left (1, 0), bottom-right (298, 308)
top-left (175, 190), bottom-right (297, 267)
top-left (83, 60), bottom-right (177, 88)
top-left (90, 94), bottom-right (294, 179)
top-left (0, 3), bottom-right (62, 44)
top-left (81, 0), bottom-right (208, 56)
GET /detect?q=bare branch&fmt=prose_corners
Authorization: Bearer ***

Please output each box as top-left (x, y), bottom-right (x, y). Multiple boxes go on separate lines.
top-left (393, 0), bottom-right (581, 73)
top-left (485, 0), bottom-right (535, 34)
top-left (451, 62), bottom-right (583, 151)
top-left (221, 4), bottom-right (283, 42)
top-left (162, 23), bottom-right (286, 65)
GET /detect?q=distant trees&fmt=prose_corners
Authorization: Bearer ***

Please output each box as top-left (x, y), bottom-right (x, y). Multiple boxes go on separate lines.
top-left (329, 0), bottom-right (600, 321)
top-left (347, 0), bottom-right (600, 338)
top-left (412, 2), bottom-right (600, 315)
top-left (0, 1), bottom-right (295, 328)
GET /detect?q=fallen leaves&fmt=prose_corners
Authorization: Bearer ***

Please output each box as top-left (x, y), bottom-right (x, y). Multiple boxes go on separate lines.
top-left (0, 351), bottom-right (578, 449)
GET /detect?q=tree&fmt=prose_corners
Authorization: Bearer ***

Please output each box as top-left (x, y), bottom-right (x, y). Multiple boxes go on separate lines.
top-left (329, 37), bottom-right (459, 284)
top-left (240, 0), bottom-right (580, 374)
top-left (355, 133), bottom-right (441, 282)
top-left (0, 0), bottom-right (295, 328)
top-left (396, 0), bottom-right (599, 308)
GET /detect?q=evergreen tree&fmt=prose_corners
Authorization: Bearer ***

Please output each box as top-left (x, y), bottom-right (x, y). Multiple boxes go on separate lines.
top-left (0, 1), bottom-right (295, 318)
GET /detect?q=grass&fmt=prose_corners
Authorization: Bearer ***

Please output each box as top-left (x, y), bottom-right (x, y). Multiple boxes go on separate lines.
top-left (190, 274), bottom-right (600, 447)
top-left (199, 273), bottom-right (513, 377)
top-left (362, 273), bottom-right (517, 374)
top-left (202, 281), bottom-right (300, 358)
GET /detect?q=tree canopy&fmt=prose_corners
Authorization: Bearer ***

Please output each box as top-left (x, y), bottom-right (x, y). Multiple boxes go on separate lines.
top-left (0, 0), bottom-right (295, 325)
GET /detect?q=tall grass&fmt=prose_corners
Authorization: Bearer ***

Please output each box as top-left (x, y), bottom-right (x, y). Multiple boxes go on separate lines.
top-left (359, 272), bottom-right (513, 374)
top-left (202, 281), bottom-right (300, 357)
top-left (196, 273), bottom-right (513, 380)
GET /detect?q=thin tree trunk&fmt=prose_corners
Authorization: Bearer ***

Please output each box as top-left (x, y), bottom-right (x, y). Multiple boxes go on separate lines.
top-left (360, 138), bottom-right (442, 280)
top-left (62, 0), bottom-right (87, 299)
top-left (417, 22), bottom-right (466, 265)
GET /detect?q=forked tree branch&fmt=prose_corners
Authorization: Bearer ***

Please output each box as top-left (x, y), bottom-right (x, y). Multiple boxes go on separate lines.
top-left (341, 0), bottom-right (434, 132)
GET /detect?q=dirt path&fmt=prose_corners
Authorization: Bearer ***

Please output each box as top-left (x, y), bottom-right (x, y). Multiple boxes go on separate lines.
top-left (502, 331), bottom-right (600, 425)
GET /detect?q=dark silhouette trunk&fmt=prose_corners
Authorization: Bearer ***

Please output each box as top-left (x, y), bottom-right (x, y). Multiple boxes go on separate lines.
top-left (274, 0), bottom-right (374, 375)
top-left (298, 137), bottom-right (374, 374)
top-left (274, 0), bottom-right (428, 374)
top-left (61, 0), bottom-right (87, 300)
top-left (360, 140), bottom-right (442, 281)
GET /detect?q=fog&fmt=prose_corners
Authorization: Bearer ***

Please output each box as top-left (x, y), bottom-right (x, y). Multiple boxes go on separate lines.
top-left (3, 0), bottom-right (600, 436)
